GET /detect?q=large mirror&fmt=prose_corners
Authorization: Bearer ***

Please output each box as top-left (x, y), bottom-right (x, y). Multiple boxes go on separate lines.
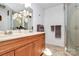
top-left (0, 3), bottom-right (33, 31)
top-left (12, 7), bottom-right (33, 30)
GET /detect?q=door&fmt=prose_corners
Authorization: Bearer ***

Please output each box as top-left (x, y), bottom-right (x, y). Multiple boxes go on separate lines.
top-left (15, 43), bottom-right (33, 56)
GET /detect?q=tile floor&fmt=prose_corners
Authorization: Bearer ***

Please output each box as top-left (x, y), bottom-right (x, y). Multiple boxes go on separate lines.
top-left (43, 44), bottom-right (68, 56)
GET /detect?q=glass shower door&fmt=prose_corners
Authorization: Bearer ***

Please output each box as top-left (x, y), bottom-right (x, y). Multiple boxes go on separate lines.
top-left (74, 6), bottom-right (79, 55)
top-left (66, 4), bottom-right (79, 55)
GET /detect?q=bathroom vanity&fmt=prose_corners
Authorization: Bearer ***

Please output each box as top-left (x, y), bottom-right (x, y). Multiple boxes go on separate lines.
top-left (0, 3), bottom-right (45, 56)
top-left (0, 32), bottom-right (45, 56)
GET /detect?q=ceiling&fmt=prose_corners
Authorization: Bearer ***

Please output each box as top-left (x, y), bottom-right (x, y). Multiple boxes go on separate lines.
top-left (4, 3), bottom-right (25, 12)
top-left (34, 3), bottom-right (63, 9)
top-left (1, 3), bottom-right (63, 12)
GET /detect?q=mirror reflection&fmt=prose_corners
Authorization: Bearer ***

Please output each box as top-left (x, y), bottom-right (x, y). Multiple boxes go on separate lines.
top-left (12, 7), bottom-right (33, 30)
top-left (0, 3), bottom-right (33, 31)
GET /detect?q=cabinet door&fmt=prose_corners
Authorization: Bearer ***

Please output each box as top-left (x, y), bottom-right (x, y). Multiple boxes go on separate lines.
top-left (15, 44), bottom-right (33, 56)
top-left (34, 39), bottom-right (43, 56)
top-left (2, 51), bottom-right (14, 56)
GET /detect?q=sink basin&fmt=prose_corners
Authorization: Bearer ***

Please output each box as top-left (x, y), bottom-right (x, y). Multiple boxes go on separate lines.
top-left (0, 33), bottom-right (26, 42)
top-left (0, 31), bottom-right (44, 42)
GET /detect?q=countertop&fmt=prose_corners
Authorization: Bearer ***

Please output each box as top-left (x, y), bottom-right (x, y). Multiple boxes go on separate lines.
top-left (0, 32), bottom-right (44, 42)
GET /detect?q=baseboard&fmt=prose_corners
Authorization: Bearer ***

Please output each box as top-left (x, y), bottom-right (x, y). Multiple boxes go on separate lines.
top-left (46, 41), bottom-right (64, 47)
top-left (46, 43), bottom-right (64, 48)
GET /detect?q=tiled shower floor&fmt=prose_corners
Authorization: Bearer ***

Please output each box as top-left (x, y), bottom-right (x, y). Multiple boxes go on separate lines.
top-left (43, 44), bottom-right (68, 56)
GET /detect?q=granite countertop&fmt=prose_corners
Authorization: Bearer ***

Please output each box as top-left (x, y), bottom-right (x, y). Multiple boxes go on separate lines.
top-left (0, 32), bottom-right (44, 42)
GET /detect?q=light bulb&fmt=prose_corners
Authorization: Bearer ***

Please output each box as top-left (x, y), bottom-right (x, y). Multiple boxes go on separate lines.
top-left (29, 13), bottom-right (32, 16)
top-left (12, 13), bottom-right (18, 20)
top-left (18, 14), bottom-right (22, 18)
top-left (25, 18), bottom-right (28, 23)
top-left (26, 11), bottom-right (29, 15)
top-left (23, 10), bottom-right (26, 13)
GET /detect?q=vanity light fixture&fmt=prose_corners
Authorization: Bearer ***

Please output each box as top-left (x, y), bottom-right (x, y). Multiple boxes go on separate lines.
top-left (24, 18), bottom-right (28, 23)
top-left (29, 13), bottom-right (32, 16)
top-left (23, 10), bottom-right (26, 13)
top-left (18, 13), bottom-right (22, 18)
top-left (26, 11), bottom-right (29, 15)
top-left (12, 13), bottom-right (18, 20)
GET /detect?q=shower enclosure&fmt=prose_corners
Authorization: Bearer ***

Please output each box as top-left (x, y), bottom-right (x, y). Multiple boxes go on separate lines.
top-left (65, 3), bottom-right (79, 55)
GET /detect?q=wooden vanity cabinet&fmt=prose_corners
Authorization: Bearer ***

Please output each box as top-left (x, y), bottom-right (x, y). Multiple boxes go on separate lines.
top-left (2, 51), bottom-right (14, 56)
top-left (15, 37), bottom-right (45, 56)
top-left (34, 34), bottom-right (45, 56)
top-left (0, 33), bottom-right (45, 56)
top-left (34, 39), bottom-right (43, 56)
top-left (15, 43), bottom-right (33, 56)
